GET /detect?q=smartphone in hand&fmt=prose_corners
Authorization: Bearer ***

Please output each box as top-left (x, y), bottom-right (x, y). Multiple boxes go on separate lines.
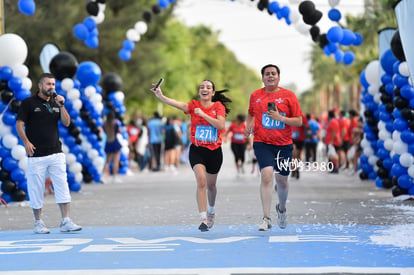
top-left (152, 77), bottom-right (164, 90)
top-left (268, 102), bottom-right (276, 112)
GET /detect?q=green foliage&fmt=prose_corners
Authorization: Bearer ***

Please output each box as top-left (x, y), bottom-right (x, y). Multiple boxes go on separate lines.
top-left (3, 0), bottom-right (261, 121)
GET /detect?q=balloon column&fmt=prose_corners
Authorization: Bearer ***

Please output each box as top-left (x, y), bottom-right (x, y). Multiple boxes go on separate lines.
top-left (73, 0), bottom-right (106, 49)
top-left (0, 33), bottom-right (32, 203)
top-left (118, 0), bottom-right (176, 61)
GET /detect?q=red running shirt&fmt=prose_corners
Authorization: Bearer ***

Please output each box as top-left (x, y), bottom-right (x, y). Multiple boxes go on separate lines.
top-left (325, 118), bottom-right (341, 146)
top-left (185, 100), bottom-right (226, 150)
top-left (248, 87), bottom-right (303, 146)
top-left (228, 121), bottom-right (247, 144)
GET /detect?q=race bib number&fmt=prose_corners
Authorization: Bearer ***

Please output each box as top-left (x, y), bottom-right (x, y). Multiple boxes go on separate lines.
top-left (292, 130), bottom-right (299, 139)
top-left (262, 112), bottom-right (286, 129)
top-left (195, 125), bottom-right (218, 142)
top-left (233, 133), bottom-right (244, 141)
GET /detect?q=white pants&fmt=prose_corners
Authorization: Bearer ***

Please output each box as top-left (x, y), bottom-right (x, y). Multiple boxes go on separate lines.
top-left (27, 153), bottom-right (71, 209)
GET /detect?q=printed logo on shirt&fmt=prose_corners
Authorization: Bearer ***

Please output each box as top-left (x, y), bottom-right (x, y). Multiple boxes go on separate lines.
top-left (275, 98), bottom-right (284, 104)
top-left (34, 107), bottom-right (41, 112)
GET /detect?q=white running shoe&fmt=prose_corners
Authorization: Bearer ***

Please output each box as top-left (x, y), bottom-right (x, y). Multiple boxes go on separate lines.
top-left (258, 217), bottom-right (272, 231)
top-left (34, 220), bottom-right (50, 234)
top-left (60, 218), bottom-right (82, 232)
top-left (207, 212), bottom-right (215, 229)
top-left (276, 204), bottom-right (287, 229)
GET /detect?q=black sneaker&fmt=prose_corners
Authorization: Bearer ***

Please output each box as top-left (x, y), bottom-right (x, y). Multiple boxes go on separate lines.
top-left (198, 222), bottom-right (209, 232)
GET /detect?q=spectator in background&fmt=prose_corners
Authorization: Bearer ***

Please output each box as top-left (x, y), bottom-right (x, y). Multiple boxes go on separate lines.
top-left (338, 110), bottom-right (351, 169)
top-left (304, 113), bottom-right (320, 162)
top-left (136, 118), bottom-right (151, 172)
top-left (291, 114), bottom-right (308, 179)
top-left (127, 119), bottom-right (140, 167)
top-left (226, 114), bottom-right (247, 174)
top-left (147, 111), bottom-right (164, 172)
top-left (164, 116), bottom-right (182, 173)
top-left (103, 110), bottom-right (123, 183)
top-left (324, 109), bottom-right (341, 173)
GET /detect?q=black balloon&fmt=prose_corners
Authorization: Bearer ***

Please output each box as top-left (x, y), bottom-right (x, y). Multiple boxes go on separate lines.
top-left (391, 30), bottom-right (406, 61)
top-left (9, 99), bottom-right (21, 113)
top-left (1, 180), bottom-right (17, 194)
top-left (385, 103), bottom-right (394, 113)
top-left (401, 107), bottom-right (414, 120)
top-left (310, 26), bottom-right (320, 42)
top-left (299, 0), bottom-right (315, 15)
top-left (257, 0), bottom-right (268, 11)
top-left (394, 96), bottom-right (409, 109)
top-left (359, 172), bottom-right (368, 180)
top-left (86, 1), bottom-right (99, 16)
top-left (392, 185), bottom-right (408, 197)
top-left (377, 167), bottom-right (388, 179)
top-left (380, 93), bottom-right (393, 103)
top-left (382, 178), bottom-right (393, 189)
top-left (394, 87), bottom-right (401, 97)
top-left (12, 189), bottom-right (26, 202)
top-left (101, 73), bottom-right (123, 93)
top-left (49, 51), bottom-right (79, 80)
top-left (1, 89), bottom-right (14, 103)
top-left (303, 10), bottom-right (323, 25)
top-left (0, 169), bottom-right (10, 181)
top-left (318, 33), bottom-right (329, 49)
top-left (152, 5), bottom-right (161, 14)
top-left (143, 10), bottom-right (152, 22)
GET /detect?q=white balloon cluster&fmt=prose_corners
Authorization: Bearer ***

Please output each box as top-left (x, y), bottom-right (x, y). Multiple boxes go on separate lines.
top-left (119, 21), bottom-right (148, 61)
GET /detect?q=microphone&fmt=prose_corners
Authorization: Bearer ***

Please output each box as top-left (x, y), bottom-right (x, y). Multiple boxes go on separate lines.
top-left (50, 89), bottom-right (64, 106)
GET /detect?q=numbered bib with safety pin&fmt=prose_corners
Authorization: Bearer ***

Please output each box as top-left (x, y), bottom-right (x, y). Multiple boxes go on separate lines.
top-left (262, 112), bottom-right (286, 129)
top-left (195, 125), bottom-right (218, 142)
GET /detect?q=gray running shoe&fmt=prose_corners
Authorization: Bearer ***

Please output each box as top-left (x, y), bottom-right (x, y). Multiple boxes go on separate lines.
top-left (276, 203), bottom-right (287, 229)
top-left (34, 220), bottom-right (50, 234)
top-left (207, 212), bottom-right (215, 229)
top-left (60, 218), bottom-right (82, 232)
top-left (258, 217), bottom-right (272, 231)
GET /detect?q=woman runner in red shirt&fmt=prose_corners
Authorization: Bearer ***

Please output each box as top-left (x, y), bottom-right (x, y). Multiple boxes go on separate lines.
top-left (151, 79), bottom-right (231, 232)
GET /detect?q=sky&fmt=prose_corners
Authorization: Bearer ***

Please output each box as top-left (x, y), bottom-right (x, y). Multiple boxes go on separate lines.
top-left (173, 0), bottom-right (365, 93)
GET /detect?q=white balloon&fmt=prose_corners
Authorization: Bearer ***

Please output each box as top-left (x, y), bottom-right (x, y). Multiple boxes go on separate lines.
top-left (75, 172), bottom-right (83, 183)
top-left (363, 146), bottom-right (374, 156)
top-left (95, 102), bottom-right (104, 113)
top-left (2, 134), bottom-right (18, 149)
top-left (408, 164), bottom-right (414, 178)
top-left (72, 99), bottom-right (83, 110)
top-left (368, 85), bottom-right (379, 95)
top-left (0, 33), bottom-right (28, 66)
top-left (67, 88), bottom-right (81, 100)
top-left (11, 145), bottom-right (26, 160)
top-left (135, 21), bottom-right (148, 35)
top-left (66, 153), bottom-right (77, 165)
top-left (328, 0), bottom-right (340, 7)
top-left (91, 93), bottom-right (102, 103)
top-left (61, 78), bottom-right (74, 91)
top-left (126, 29), bottom-right (140, 42)
top-left (21, 77), bottom-right (32, 90)
top-left (289, 9), bottom-right (300, 24)
top-left (400, 152), bottom-right (413, 167)
top-left (87, 149), bottom-right (99, 159)
top-left (392, 130), bottom-right (401, 141)
top-left (93, 156), bottom-right (104, 169)
top-left (61, 143), bottom-right (69, 154)
top-left (12, 64), bottom-right (29, 78)
top-left (378, 129), bottom-right (391, 141)
top-left (121, 146), bottom-right (129, 155)
top-left (98, 3), bottom-right (106, 12)
top-left (84, 86), bottom-right (96, 97)
top-left (393, 140), bottom-right (408, 155)
top-left (365, 60), bottom-right (380, 86)
top-left (92, 12), bottom-right (105, 24)
top-left (399, 62), bottom-right (410, 77)
top-left (295, 23), bottom-right (310, 36)
top-left (114, 91), bottom-right (125, 102)
top-left (18, 157), bottom-right (27, 170)
top-left (0, 123), bottom-right (11, 136)
top-left (360, 138), bottom-right (369, 149)
top-left (69, 162), bottom-right (82, 174)
top-left (373, 92), bottom-right (381, 103)
top-left (368, 155), bottom-right (378, 166)
top-left (384, 138), bottom-right (394, 151)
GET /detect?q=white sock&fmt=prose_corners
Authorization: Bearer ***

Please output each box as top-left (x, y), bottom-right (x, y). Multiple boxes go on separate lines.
top-left (62, 217), bottom-right (70, 223)
top-left (199, 212), bottom-right (207, 220)
top-left (207, 205), bottom-right (215, 214)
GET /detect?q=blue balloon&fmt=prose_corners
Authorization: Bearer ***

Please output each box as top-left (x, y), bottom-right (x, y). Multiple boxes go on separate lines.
top-left (76, 61), bottom-right (101, 87)
top-left (83, 17), bottom-right (97, 31)
top-left (401, 84), bottom-right (414, 100)
top-left (375, 177), bottom-right (383, 188)
top-left (398, 174), bottom-right (413, 189)
top-left (0, 66), bottom-right (13, 81)
top-left (0, 146), bottom-right (11, 158)
top-left (2, 157), bottom-right (18, 171)
top-left (268, 1), bottom-right (280, 13)
top-left (334, 49), bottom-right (344, 63)
top-left (383, 158), bottom-right (393, 170)
top-left (123, 39), bottom-right (135, 51)
top-left (69, 181), bottom-right (82, 192)
top-left (73, 23), bottom-right (89, 41)
top-left (401, 130), bottom-right (414, 143)
top-left (340, 29), bottom-right (356, 46)
top-left (326, 26), bottom-right (343, 43)
top-left (394, 118), bottom-right (408, 131)
top-left (118, 49), bottom-right (131, 61)
top-left (18, 0), bottom-right (36, 16)
top-left (385, 82), bottom-right (395, 95)
top-left (380, 49), bottom-right (398, 75)
top-left (8, 76), bottom-right (22, 91)
top-left (381, 73), bottom-right (393, 84)
top-left (359, 70), bottom-right (369, 89)
top-left (343, 51), bottom-right (355, 65)
top-left (279, 6), bottom-right (290, 18)
top-left (328, 8), bottom-right (341, 22)
top-left (393, 108), bottom-right (402, 119)
top-left (85, 35), bottom-right (99, 49)
top-left (2, 111), bottom-right (16, 126)
top-left (11, 167), bottom-right (26, 182)
top-left (353, 32), bottom-right (364, 46)
top-left (158, 0), bottom-right (169, 9)
top-left (393, 74), bottom-right (408, 88)
top-left (390, 163), bottom-right (406, 177)
top-left (1, 192), bottom-right (12, 203)
top-left (379, 111), bottom-right (391, 122)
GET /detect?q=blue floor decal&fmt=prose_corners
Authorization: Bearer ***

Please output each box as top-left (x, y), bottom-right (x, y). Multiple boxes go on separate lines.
top-left (1, 224), bottom-right (414, 272)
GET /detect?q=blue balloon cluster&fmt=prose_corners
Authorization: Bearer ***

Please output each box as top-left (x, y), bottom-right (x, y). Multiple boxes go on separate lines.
top-left (267, 1), bottom-right (292, 25)
top-left (73, 17), bottom-right (99, 49)
top-left (323, 26), bottom-right (362, 65)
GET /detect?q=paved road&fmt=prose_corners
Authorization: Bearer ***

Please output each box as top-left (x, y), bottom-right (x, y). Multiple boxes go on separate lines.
top-left (1, 143), bottom-right (414, 274)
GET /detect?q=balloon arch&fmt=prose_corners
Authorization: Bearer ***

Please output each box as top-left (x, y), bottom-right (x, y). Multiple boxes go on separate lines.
top-left (1, 0), bottom-right (413, 205)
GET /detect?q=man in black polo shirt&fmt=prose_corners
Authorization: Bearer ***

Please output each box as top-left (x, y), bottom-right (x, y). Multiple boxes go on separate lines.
top-left (16, 73), bottom-right (82, 234)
